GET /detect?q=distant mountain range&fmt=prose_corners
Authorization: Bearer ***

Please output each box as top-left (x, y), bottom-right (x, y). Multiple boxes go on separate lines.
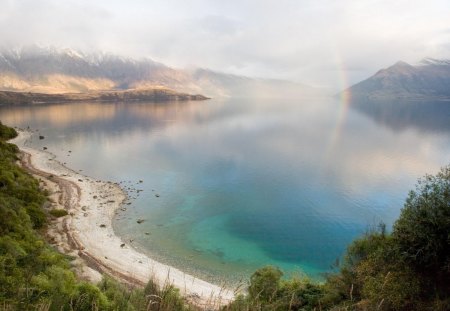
top-left (2, 47), bottom-right (448, 102)
top-left (0, 46), bottom-right (315, 99)
top-left (343, 58), bottom-right (450, 100)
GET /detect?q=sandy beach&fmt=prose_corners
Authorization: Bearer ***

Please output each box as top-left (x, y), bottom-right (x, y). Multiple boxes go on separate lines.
top-left (10, 130), bottom-right (235, 309)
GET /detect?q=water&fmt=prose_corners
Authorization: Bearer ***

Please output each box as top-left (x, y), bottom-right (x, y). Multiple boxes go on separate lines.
top-left (1, 97), bottom-right (449, 284)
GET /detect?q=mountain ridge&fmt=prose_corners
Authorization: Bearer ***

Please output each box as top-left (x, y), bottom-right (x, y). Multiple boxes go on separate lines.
top-left (0, 46), bottom-right (317, 98)
top-left (0, 46), bottom-right (192, 93)
top-left (342, 58), bottom-right (450, 100)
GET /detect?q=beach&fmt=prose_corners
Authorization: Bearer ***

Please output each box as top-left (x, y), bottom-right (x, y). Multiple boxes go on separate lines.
top-left (10, 130), bottom-right (235, 309)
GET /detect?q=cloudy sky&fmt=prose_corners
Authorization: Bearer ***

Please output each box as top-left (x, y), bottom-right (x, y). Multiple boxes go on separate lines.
top-left (1, 0), bottom-right (449, 89)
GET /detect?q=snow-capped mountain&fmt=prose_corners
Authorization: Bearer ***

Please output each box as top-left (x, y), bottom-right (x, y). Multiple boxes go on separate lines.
top-left (0, 46), bottom-right (316, 98)
top-left (0, 46), bottom-right (195, 93)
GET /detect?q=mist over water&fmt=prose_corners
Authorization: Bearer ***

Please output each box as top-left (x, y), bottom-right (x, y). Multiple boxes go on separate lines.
top-left (1, 97), bottom-right (449, 284)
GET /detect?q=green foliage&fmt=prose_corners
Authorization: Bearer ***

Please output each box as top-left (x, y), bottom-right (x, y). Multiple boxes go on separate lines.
top-left (49, 208), bottom-right (69, 218)
top-left (248, 266), bottom-right (283, 302)
top-left (226, 165), bottom-right (450, 310)
top-left (0, 124), bottom-right (75, 309)
top-left (98, 276), bottom-right (146, 311)
top-left (227, 267), bottom-right (325, 310)
top-left (0, 139), bottom-right (47, 231)
top-left (277, 277), bottom-right (325, 310)
top-left (72, 282), bottom-right (110, 310)
top-left (393, 165), bottom-right (450, 278)
top-left (0, 122), bottom-right (192, 310)
top-left (346, 232), bottom-right (420, 310)
top-left (322, 165), bottom-right (450, 310)
top-left (144, 278), bottom-right (192, 311)
top-left (0, 121), bottom-right (17, 140)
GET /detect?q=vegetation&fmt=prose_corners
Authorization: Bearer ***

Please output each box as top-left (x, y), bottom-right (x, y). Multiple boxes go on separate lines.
top-left (0, 122), bottom-right (192, 310)
top-left (225, 266), bottom-right (325, 311)
top-left (1, 120), bottom-right (449, 310)
top-left (0, 89), bottom-right (208, 106)
top-left (0, 121), bottom-right (18, 140)
top-left (49, 209), bottom-right (69, 218)
top-left (226, 165), bottom-right (450, 310)
top-left (393, 167), bottom-right (450, 288)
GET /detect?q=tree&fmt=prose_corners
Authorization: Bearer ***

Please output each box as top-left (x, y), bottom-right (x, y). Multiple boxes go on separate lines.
top-left (248, 266), bottom-right (283, 302)
top-left (393, 165), bottom-right (450, 291)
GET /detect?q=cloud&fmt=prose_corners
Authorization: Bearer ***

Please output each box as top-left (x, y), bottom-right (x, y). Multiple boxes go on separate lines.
top-left (0, 0), bottom-right (449, 89)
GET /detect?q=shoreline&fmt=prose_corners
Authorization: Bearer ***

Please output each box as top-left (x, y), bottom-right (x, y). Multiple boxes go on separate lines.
top-left (10, 129), bottom-right (235, 309)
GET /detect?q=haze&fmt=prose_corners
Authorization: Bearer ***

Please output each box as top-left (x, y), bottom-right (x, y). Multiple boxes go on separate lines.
top-left (1, 0), bottom-right (450, 90)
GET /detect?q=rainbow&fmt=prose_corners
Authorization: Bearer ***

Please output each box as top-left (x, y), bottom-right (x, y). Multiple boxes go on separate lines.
top-left (322, 53), bottom-right (353, 166)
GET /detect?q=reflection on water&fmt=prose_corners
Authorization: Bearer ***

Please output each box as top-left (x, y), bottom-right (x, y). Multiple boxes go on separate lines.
top-left (1, 98), bottom-right (449, 283)
top-left (1, 101), bottom-right (214, 132)
top-left (350, 99), bottom-right (450, 133)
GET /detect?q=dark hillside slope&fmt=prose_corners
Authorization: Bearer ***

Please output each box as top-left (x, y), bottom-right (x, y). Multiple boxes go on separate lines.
top-left (342, 58), bottom-right (450, 100)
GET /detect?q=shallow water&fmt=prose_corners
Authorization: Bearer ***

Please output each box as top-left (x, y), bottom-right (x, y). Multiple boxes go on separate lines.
top-left (1, 97), bottom-right (449, 284)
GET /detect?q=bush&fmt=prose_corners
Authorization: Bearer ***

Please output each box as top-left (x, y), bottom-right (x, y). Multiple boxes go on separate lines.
top-left (226, 267), bottom-right (325, 310)
top-left (144, 278), bottom-right (191, 311)
top-left (72, 282), bottom-right (110, 311)
top-left (0, 121), bottom-right (17, 141)
top-left (248, 266), bottom-right (283, 302)
top-left (277, 277), bottom-right (324, 310)
top-left (393, 165), bottom-right (450, 290)
top-left (49, 209), bottom-right (69, 218)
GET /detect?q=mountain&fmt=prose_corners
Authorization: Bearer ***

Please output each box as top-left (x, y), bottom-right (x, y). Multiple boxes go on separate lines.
top-left (0, 46), bottom-right (317, 98)
top-left (342, 58), bottom-right (450, 100)
top-left (0, 46), bottom-right (197, 94)
top-left (191, 68), bottom-right (318, 98)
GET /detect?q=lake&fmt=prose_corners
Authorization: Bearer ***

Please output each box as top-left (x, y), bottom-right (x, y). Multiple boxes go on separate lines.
top-left (1, 96), bottom-right (449, 285)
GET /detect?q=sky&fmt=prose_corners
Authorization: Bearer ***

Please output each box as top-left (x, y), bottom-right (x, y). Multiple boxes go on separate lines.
top-left (1, 0), bottom-right (450, 90)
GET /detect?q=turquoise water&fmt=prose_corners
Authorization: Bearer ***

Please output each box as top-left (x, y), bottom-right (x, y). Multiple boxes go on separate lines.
top-left (1, 97), bottom-right (449, 284)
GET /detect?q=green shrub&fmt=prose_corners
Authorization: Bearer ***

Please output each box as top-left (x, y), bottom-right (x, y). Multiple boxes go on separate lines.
top-left (99, 276), bottom-right (145, 311)
top-left (144, 278), bottom-right (192, 311)
top-left (393, 165), bottom-right (450, 279)
top-left (0, 121), bottom-right (17, 140)
top-left (72, 282), bottom-right (110, 311)
top-left (277, 277), bottom-right (324, 310)
top-left (226, 163), bottom-right (450, 310)
top-left (49, 209), bottom-right (69, 218)
top-left (248, 266), bottom-right (283, 302)
top-left (226, 267), bottom-right (325, 311)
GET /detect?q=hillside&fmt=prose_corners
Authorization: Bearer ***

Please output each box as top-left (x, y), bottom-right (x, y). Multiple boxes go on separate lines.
top-left (0, 46), bottom-right (195, 93)
top-left (0, 46), bottom-right (317, 98)
top-left (342, 58), bottom-right (450, 100)
top-left (0, 88), bottom-right (208, 106)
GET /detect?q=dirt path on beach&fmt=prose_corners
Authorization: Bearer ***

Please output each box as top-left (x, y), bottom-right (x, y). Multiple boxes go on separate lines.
top-left (19, 151), bottom-right (148, 287)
